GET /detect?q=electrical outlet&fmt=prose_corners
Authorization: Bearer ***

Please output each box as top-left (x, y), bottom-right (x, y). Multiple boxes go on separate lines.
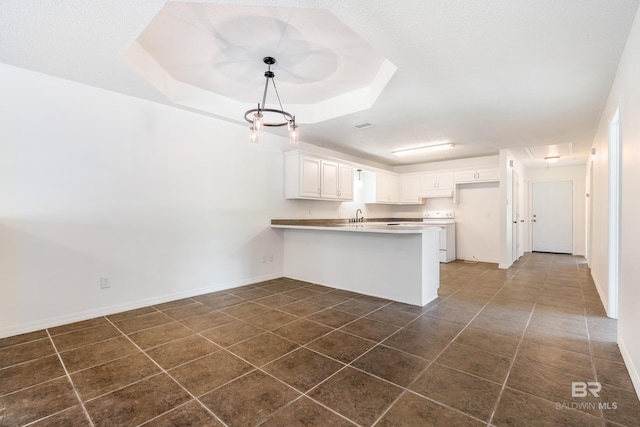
top-left (100, 276), bottom-right (111, 289)
top-left (269, 254), bottom-right (273, 262)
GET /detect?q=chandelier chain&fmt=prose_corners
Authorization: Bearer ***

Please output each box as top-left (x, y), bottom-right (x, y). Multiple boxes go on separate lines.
top-left (270, 76), bottom-right (289, 123)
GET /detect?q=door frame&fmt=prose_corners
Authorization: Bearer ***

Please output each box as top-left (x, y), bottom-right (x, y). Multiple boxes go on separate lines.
top-left (528, 179), bottom-right (575, 254)
top-left (607, 107), bottom-right (620, 319)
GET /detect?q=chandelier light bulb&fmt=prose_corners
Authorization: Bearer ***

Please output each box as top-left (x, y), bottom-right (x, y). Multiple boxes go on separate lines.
top-left (253, 110), bottom-right (263, 131)
top-left (250, 126), bottom-right (259, 145)
top-left (289, 122), bottom-right (299, 145)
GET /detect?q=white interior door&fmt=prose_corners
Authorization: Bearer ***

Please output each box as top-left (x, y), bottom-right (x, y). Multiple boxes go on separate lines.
top-left (531, 181), bottom-right (573, 254)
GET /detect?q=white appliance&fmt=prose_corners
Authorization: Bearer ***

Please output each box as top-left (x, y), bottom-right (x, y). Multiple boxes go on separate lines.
top-left (422, 210), bottom-right (456, 263)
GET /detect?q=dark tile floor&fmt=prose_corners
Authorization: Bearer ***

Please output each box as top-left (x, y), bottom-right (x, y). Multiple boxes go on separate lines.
top-left (1, 253), bottom-right (639, 426)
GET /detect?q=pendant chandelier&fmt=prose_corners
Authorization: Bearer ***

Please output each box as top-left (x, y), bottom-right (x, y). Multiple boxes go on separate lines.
top-left (244, 57), bottom-right (298, 145)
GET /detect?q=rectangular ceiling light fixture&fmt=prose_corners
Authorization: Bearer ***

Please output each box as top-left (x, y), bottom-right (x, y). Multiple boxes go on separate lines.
top-left (392, 142), bottom-right (454, 157)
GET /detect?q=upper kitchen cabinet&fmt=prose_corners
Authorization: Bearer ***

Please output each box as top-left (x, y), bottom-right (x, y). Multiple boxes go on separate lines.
top-left (320, 160), bottom-right (354, 200)
top-left (364, 171), bottom-right (400, 204)
top-left (419, 172), bottom-right (454, 197)
top-left (284, 152), bottom-right (354, 201)
top-left (400, 174), bottom-right (427, 204)
top-left (454, 168), bottom-right (499, 184)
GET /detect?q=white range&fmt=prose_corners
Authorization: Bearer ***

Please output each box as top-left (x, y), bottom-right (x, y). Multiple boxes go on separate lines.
top-left (421, 211), bottom-right (456, 263)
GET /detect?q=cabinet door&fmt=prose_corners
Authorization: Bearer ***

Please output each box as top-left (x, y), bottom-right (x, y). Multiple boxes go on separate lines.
top-left (387, 174), bottom-right (400, 202)
top-left (375, 172), bottom-right (399, 202)
top-left (454, 170), bottom-right (478, 184)
top-left (420, 173), bottom-right (439, 190)
top-left (300, 156), bottom-right (322, 198)
top-left (376, 173), bottom-right (389, 201)
top-left (338, 164), bottom-right (354, 200)
top-left (400, 174), bottom-right (420, 203)
top-left (321, 160), bottom-right (339, 199)
top-left (476, 168), bottom-right (499, 182)
top-left (436, 172), bottom-right (454, 190)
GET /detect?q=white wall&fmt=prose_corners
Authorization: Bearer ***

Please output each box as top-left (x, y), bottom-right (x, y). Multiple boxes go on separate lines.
top-left (394, 156), bottom-right (501, 263)
top-left (0, 64), bottom-right (280, 336)
top-left (523, 164), bottom-right (587, 256)
top-left (0, 64), bottom-right (399, 338)
top-left (589, 8), bottom-right (640, 396)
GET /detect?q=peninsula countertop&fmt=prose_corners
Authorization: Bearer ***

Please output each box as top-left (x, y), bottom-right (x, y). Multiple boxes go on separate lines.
top-left (273, 217), bottom-right (440, 306)
top-left (270, 218), bottom-right (434, 234)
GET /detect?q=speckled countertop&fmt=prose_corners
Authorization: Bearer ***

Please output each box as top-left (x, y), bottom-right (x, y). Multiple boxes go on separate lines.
top-left (270, 218), bottom-right (423, 226)
top-left (270, 218), bottom-right (435, 234)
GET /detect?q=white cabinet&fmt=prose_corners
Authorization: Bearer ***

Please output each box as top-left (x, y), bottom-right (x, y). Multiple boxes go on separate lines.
top-left (284, 152), bottom-right (354, 201)
top-left (417, 172), bottom-right (454, 198)
top-left (420, 172), bottom-right (453, 191)
top-left (454, 168), bottom-right (499, 184)
top-left (400, 174), bottom-right (426, 204)
top-left (321, 160), bottom-right (339, 199)
top-left (379, 173), bottom-right (399, 203)
top-left (298, 156), bottom-right (322, 198)
top-left (338, 163), bottom-right (354, 200)
top-left (364, 171), bottom-right (400, 204)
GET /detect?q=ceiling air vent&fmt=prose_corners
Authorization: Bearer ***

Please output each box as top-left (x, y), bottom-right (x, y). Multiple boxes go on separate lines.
top-left (353, 122), bottom-right (375, 129)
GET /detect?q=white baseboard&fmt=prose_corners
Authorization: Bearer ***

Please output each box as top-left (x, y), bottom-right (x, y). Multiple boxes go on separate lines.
top-left (0, 272), bottom-right (282, 339)
top-left (462, 257), bottom-right (500, 266)
top-left (591, 271), bottom-right (612, 318)
top-left (618, 334), bottom-right (640, 400)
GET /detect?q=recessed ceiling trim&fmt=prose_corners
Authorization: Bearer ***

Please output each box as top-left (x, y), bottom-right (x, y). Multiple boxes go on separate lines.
top-left (525, 142), bottom-right (573, 160)
top-left (125, 3), bottom-right (397, 126)
top-left (392, 143), bottom-right (455, 157)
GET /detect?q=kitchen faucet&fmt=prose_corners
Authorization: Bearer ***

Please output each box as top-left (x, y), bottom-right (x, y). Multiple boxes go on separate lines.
top-left (355, 208), bottom-right (363, 222)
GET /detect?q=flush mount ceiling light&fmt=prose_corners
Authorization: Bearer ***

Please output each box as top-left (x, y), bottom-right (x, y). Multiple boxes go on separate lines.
top-left (244, 57), bottom-right (298, 145)
top-left (392, 142), bottom-right (454, 157)
top-left (545, 156), bottom-right (560, 163)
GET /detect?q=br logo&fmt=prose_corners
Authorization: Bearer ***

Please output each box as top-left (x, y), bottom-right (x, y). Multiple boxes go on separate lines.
top-left (572, 381), bottom-right (601, 397)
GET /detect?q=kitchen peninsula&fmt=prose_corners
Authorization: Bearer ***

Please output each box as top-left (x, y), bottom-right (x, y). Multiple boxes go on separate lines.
top-left (271, 219), bottom-right (440, 306)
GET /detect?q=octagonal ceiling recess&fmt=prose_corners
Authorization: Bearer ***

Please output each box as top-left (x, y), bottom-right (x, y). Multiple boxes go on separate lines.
top-left (124, 2), bottom-right (396, 125)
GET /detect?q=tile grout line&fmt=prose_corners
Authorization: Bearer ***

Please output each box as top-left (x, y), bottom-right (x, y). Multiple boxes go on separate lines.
top-left (371, 263), bottom-right (517, 426)
top-left (45, 328), bottom-right (96, 427)
top-left (143, 292), bottom-right (391, 426)
top-left (580, 260), bottom-right (607, 427)
top-left (486, 256), bottom-right (598, 425)
top-left (102, 317), bottom-right (230, 427)
top-left (95, 283), bottom-right (415, 425)
top-left (205, 299), bottom-right (427, 426)
top-left (485, 281), bottom-right (538, 424)
top-left (194, 326), bottom-right (361, 426)
top-left (483, 253), bottom-right (551, 424)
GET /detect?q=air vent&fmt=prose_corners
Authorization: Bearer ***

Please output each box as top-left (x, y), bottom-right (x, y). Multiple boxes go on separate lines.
top-left (353, 122), bottom-right (375, 129)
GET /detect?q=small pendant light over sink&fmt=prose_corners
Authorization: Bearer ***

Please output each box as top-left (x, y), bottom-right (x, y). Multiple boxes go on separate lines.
top-left (244, 57), bottom-right (298, 145)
